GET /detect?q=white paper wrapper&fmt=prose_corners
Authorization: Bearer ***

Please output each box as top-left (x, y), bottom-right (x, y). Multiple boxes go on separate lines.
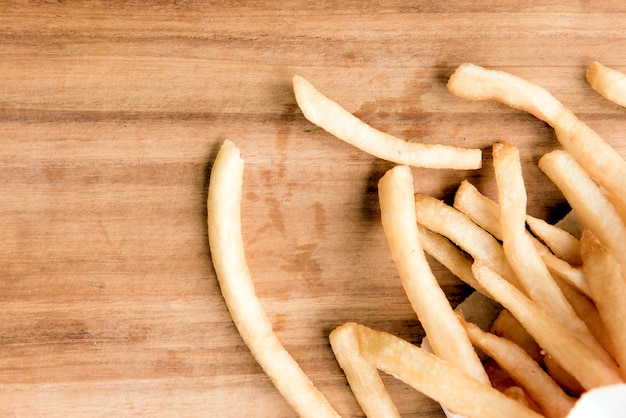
top-left (425, 291), bottom-right (626, 418)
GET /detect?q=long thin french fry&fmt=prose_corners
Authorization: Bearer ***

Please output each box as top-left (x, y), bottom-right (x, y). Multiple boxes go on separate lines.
top-left (454, 177), bottom-right (590, 296)
top-left (472, 260), bottom-right (623, 391)
top-left (351, 323), bottom-right (543, 418)
top-left (329, 323), bottom-right (400, 418)
top-left (461, 317), bottom-right (576, 418)
top-left (492, 142), bottom-right (591, 338)
top-left (293, 75), bottom-right (482, 169)
top-left (416, 224), bottom-right (483, 292)
top-left (414, 193), bottom-right (521, 290)
top-left (378, 165), bottom-right (489, 384)
top-left (552, 274), bottom-right (615, 362)
top-left (581, 230), bottom-right (626, 381)
top-left (453, 180), bottom-right (502, 238)
top-left (207, 140), bottom-right (340, 418)
top-left (526, 215), bottom-right (582, 266)
top-left (539, 150), bottom-right (626, 271)
top-left (448, 63), bottom-right (626, 223)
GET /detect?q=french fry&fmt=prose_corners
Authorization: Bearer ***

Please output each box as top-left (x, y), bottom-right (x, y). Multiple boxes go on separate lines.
top-left (416, 224), bottom-right (483, 292)
top-left (502, 387), bottom-right (539, 412)
top-left (543, 354), bottom-right (586, 398)
top-left (526, 215), bottom-right (582, 266)
top-left (493, 142), bottom-right (593, 345)
top-left (539, 149), bottom-right (626, 271)
top-left (454, 178), bottom-right (590, 296)
top-left (461, 317), bottom-right (576, 418)
top-left (414, 193), bottom-right (521, 290)
top-left (554, 210), bottom-right (584, 239)
top-left (329, 323), bottom-right (400, 418)
top-left (378, 165), bottom-right (489, 384)
top-left (453, 180), bottom-right (502, 239)
top-left (586, 61), bottom-right (626, 108)
top-left (552, 274), bottom-right (615, 362)
top-left (490, 309), bottom-right (544, 365)
top-left (351, 322), bottom-right (543, 418)
top-left (580, 230), bottom-right (626, 381)
top-left (293, 75), bottom-right (482, 169)
top-left (207, 140), bottom-right (340, 418)
top-left (448, 63), bottom-right (626, 223)
top-left (532, 241), bottom-right (590, 298)
top-left (471, 260), bottom-right (623, 391)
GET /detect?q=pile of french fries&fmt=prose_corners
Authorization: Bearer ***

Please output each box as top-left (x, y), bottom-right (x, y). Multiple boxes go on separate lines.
top-left (207, 61), bottom-right (626, 418)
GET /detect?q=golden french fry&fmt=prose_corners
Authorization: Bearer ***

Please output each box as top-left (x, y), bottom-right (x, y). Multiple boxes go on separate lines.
top-left (461, 317), bottom-right (576, 418)
top-left (414, 193), bottom-right (521, 290)
top-left (502, 386), bottom-right (539, 412)
top-left (351, 322), bottom-right (543, 418)
top-left (207, 140), bottom-right (340, 418)
top-left (471, 260), bottom-right (622, 391)
top-left (490, 309), bottom-right (544, 365)
top-left (554, 211), bottom-right (584, 239)
top-left (526, 215), bottom-right (582, 266)
top-left (539, 149), bottom-right (626, 271)
top-left (552, 274), bottom-right (615, 362)
top-left (379, 165), bottom-right (488, 384)
top-left (448, 63), bottom-right (626, 223)
top-left (581, 230), bottom-right (626, 381)
top-left (454, 179), bottom-right (582, 267)
top-left (453, 180), bottom-right (502, 238)
top-left (492, 142), bottom-right (597, 350)
top-left (416, 224), bottom-right (482, 292)
top-left (454, 178), bottom-right (590, 296)
top-left (543, 354), bottom-right (586, 398)
top-left (532, 241), bottom-right (590, 298)
top-left (586, 61), bottom-right (626, 108)
top-left (293, 75), bottom-right (482, 169)
top-left (329, 323), bottom-right (400, 418)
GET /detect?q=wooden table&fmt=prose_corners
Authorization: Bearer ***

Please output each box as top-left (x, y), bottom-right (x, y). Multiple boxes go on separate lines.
top-left (2, 2), bottom-right (626, 416)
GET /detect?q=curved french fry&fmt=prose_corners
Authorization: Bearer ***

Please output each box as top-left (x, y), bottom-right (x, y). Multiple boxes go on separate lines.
top-left (379, 165), bottom-right (488, 384)
top-left (448, 63), bottom-right (626, 223)
top-left (586, 61), bottom-right (626, 108)
top-left (207, 140), bottom-right (340, 418)
top-left (293, 75), bottom-right (482, 169)
top-left (351, 323), bottom-right (543, 418)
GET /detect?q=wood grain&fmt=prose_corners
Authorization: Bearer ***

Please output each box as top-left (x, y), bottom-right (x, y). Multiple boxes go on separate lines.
top-left (1, 1), bottom-right (626, 416)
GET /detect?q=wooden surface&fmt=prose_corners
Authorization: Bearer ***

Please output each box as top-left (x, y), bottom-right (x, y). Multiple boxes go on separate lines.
top-left (2, 1), bottom-right (626, 416)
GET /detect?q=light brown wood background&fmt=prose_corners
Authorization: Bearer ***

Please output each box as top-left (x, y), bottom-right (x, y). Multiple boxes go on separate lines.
top-left (2, 1), bottom-right (626, 416)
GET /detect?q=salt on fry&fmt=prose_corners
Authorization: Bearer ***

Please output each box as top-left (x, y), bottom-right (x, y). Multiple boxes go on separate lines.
top-left (293, 75), bottom-right (482, 169)
top-left (378, 165), bottom-right (488, 384)
top-left (207, 140), bottom-right (340, 418)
